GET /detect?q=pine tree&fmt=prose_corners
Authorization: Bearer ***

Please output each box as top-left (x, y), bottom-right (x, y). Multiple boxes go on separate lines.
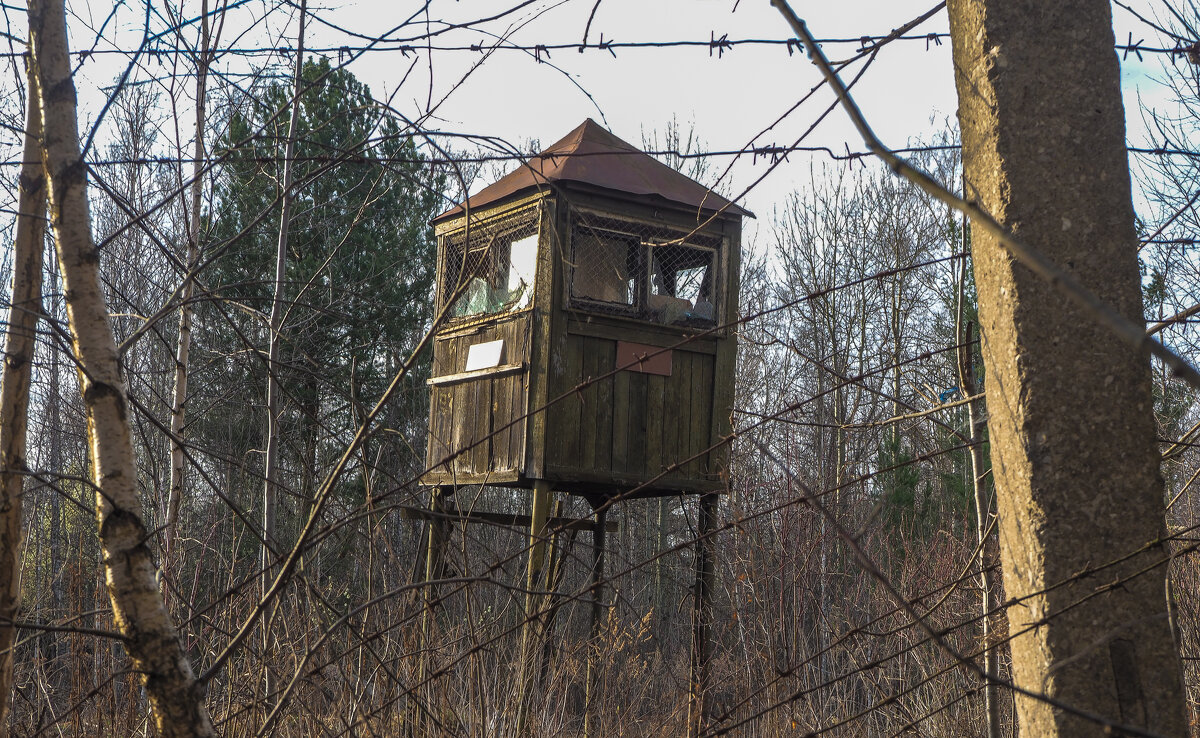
top-left (197, 57), bottom-right (442, 544)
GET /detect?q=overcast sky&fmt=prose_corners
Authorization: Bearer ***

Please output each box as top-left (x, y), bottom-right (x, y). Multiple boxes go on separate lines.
top-left (42, 1), bottom-right (1192, 238)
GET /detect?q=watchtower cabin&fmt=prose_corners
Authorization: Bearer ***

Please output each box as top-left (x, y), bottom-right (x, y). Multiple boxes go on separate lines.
top-left (422, 119), bottom-right (747, 503)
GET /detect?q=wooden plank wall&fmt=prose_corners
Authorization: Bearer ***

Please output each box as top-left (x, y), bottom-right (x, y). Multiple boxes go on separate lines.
top-left (546, 333), bottom-right (716, 487)
top-left (426, 316), bottom-right (530, 478)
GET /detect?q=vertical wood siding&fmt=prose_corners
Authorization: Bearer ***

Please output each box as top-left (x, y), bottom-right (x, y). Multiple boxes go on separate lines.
top-left (426, 315), bottom-right (531, 478)
top-left (546, 333), bottom-right (718, 486)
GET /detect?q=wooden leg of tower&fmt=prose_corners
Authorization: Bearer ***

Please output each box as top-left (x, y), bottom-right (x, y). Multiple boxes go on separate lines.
top-left (590, 506), bottom-right (607, 638)
top-left (584, 505), bottom-right (607, 738)
top-left (537, 500), bottom-right (568, 682)
top-left (516, 480), bottom-right (552, 733)
top-left (414, 486), bottom-right (450, 737)
top-left (688, 493), bottom-right (717, 737)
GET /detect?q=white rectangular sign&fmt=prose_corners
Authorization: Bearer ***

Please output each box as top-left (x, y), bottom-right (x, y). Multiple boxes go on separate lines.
top-left (464, 339), bottom-right (505, 372)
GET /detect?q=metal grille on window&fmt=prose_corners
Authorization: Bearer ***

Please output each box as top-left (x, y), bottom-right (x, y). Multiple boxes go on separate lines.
top-left (570, 210), bottom-right (721, 327)
top-left (441, 208), bottom-right (539, 320)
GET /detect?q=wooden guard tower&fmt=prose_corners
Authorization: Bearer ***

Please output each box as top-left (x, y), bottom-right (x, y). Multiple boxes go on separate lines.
top-left (417, 119), bottom-right (747, 735)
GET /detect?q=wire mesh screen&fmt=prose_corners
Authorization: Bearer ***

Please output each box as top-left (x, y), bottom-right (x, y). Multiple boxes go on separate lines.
top-left (440, 206), bottom-right (540, 321)
top-left (570, 210), bottom-right (722, 327)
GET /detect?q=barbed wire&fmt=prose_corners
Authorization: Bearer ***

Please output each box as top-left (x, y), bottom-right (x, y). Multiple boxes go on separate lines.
top-left (2, 34), bottom-right (1196, 60)
top-left (0, 142), bottom-right (1192, 173)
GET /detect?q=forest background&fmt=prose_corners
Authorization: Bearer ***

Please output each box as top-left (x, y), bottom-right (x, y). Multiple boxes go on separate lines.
top-left (0, 0), bottom-right (1199, 735)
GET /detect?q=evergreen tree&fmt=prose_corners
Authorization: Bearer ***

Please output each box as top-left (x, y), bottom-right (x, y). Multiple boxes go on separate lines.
top-left (196, 57), bottom-right (442, 539)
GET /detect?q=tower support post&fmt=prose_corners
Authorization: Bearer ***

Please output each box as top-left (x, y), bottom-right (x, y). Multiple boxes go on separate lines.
top-left (516, 480), bottom-right (553, 732)
top-left (584, 504), bottom-right (608, 738)
top-left (688, 493), bottom-right (717, 737)
top-left (412, 486), bottom-right (451, 737)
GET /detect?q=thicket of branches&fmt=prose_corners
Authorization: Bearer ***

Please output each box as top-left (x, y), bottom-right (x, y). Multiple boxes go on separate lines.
top-left (0, 0), bottom-right (1199, 736)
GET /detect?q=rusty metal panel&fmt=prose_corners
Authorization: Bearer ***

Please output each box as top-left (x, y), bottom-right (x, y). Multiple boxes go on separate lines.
top-left (615, 340), bottom-right (672, 377)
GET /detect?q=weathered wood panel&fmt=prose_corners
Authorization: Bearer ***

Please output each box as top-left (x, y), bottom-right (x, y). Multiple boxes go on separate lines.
top-left (674, 351), bottom-right (692, 477)
top-left (689, 353), bottom-right (713, 477)
top-left (428, 385), bottom-right (452, 471)
top-left (449, 339), bottom-right (472, 472)
top-left (597, 340), bottom-right (616, 472)
top-left (511, 366), bottom-right (528, 469)
top-left (579, 337), bottom-right (599, 472)
top-left (625, 371), bottom-right (648, 477)
top-left (611, 370), bottom-right (630, 474)
top-left (424, 315), bottom-right (532, 482)
top-left (644, 372), bottom-right (666, 480)
top-left (452, 320), bottom-right (722, 493)
top-left (492, 371), bottom-right (511, 470)
top-left (546, 331), bottom-right (583, 470)
top-left (470, 377), bottom-right (492, 472)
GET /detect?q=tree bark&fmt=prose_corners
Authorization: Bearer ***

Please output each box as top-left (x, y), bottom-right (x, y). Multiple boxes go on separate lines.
top-left (947, 1), bottom-right (1187, 734)
top-left (0, 55), bottom-right (46, 733)
top-left (26, 1), bottom-right (215, 735)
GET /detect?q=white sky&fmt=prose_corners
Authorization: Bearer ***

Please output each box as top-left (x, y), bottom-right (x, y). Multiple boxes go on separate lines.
top-left (46, 0), bottom-right (1192, 240)
top-left (331, 0), bottom-right (964, 230)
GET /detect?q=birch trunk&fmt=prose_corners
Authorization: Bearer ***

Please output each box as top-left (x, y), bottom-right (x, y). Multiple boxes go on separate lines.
top-left (164, 0), bottom-right (210, 560)
top-left (947, 0), bottom-right (1187, 733)
top-left (26, 0), bottom-right (214, 734)
top-left (0, 57), bottom-right (46, 733)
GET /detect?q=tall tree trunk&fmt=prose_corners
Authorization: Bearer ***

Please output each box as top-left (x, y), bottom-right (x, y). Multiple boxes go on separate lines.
top-left (947, 1), bottom-right (1187, 734)
top-left (298, 377), bottom-right (318, 527)
top-left (891, 268), bottom-right (902, 450)
top-left (261, 0), bottom-right (306, 693)
top-left (654, 496), bottom-right (667, 620)
top-left (165, 0), bottom-right (211, 560)
top-left (0, 55), bottom-right (46, 733)
top-left (46, 251), bottom-right (63, 695)
top-left (26, 1), bottom-right (214, 735)
top-left (956, 261), bottom-right (1002, 738)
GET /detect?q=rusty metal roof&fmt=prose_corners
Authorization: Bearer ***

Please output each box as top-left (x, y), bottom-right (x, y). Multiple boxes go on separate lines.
top-left (433, 119), bottom-right (751, 223)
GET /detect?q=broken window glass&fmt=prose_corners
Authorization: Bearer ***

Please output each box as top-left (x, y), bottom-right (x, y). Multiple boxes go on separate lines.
top-left (571, 213), bottom-right (720, 327)
top-left (442, 215), bottom-right (539, 320)
top-left (649, 244), bottom-right (716, 325)
top-left (570, 227), bottom-right (641, 309)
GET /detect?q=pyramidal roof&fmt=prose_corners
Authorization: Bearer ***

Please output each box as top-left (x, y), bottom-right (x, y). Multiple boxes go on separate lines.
top-left (433, 119), bottom-right (751, 223)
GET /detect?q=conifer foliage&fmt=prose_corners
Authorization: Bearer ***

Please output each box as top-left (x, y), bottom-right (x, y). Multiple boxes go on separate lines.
top-left (199, 57), bottom-right (442, 524)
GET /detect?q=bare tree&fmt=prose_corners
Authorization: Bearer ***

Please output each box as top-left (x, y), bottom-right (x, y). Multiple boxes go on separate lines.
top-left (26, 0), bottom-right (215, 734)
top-left (165, 0), bottom-right (215, 559)
top-left (0, 56), bottom-right (44, 734)
top-left (259, 0), bottom-right (306, 700)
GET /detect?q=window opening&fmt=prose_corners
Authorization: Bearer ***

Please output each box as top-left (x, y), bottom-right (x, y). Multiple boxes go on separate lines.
top-left (649, 244), bottom-right (716, 325)
top-left (571, 212), bottom-right (719, 327)
top-left (442, 214), bottom-right (538, 320)
top-left (570, 226), bottom-right (642, 309)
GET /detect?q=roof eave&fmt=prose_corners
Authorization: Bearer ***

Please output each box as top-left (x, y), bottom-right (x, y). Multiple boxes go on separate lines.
top-left (431, 179), bottom-right (752, 226)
